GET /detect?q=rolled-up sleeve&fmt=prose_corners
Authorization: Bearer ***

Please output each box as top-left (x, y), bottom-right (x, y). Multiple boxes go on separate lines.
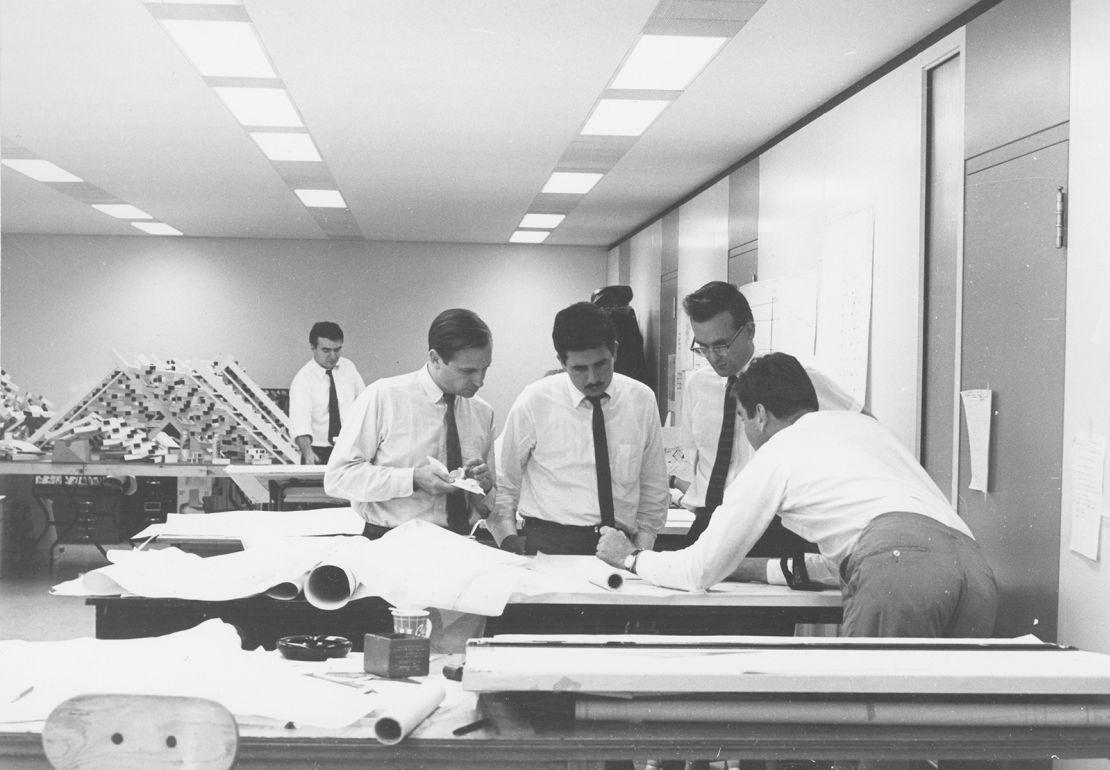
top-left (324, 388), bottom-right (414, 502)
top-left (489, 398), bottom-right (533, 540)
top-left (635, 402), bottom-right (669, 537)
top-left (288, 370), bottom-right (314, 440)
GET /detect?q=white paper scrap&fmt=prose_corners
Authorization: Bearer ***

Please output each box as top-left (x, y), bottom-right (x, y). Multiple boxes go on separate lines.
top-left (1069, 433), bottom-right (1107, 561)
top-left (960, 389), bottom-right (993, 492)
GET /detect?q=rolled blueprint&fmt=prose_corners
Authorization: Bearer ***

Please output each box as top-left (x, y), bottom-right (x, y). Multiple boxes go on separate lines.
top-left (372, 681), bottom-right (447, 745)
top-left (575, 698), bottom-right (1110, 727)
top-left (265, 571), bottom-right (307, 601)
top-left (303, 536), bottom-right (378, 610)
top-left (586, 565), bottom-right (627, 591)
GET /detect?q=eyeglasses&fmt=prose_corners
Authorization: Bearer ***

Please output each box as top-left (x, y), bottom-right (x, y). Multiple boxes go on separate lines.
top-left (689, 323), bottom-right (747, 358)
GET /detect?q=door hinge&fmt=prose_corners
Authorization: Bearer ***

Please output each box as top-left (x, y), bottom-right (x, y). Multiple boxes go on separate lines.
top-left (1055, 185), bottom-right (1067, 250)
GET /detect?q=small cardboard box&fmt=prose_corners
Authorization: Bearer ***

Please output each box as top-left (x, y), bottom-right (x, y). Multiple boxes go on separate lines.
top-left (363, 633), bottom-right (430, 678)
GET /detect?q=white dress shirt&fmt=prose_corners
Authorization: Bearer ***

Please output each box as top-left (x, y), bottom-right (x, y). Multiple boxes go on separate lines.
top-left (678, 364), bottom-right (860, 509)
top-left (324, 365), bottom-right (495, 527)
top-left (636, 410), bottom-right (973, 591)
top-left (492, 372), bottom-right (669, 538)
top-left (288, 357), bottom-right (366, 447)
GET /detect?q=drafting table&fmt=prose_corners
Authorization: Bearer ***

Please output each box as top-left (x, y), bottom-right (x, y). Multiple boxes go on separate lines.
top-left (84, 555), bottom-right (841, 648)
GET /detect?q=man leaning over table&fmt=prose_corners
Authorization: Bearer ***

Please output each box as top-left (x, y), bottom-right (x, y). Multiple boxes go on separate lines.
top-left (324, 309), bottom-right (495, 539)
top-left (598, 352), bottom-right (999, 638)
top-left (488, 301), bottom-right (669, 556)
top-left (288, 321), bottom-right (366, 464)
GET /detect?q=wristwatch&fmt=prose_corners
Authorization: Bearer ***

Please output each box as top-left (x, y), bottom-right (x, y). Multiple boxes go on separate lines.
top-left (622, 549), bottom-right (643, 573)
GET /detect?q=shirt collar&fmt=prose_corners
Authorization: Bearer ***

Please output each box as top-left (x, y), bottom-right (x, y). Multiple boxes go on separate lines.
top-left (561, 372), bottom-right (611, 409)
top-left (417, 364), bottom-right (451, 405)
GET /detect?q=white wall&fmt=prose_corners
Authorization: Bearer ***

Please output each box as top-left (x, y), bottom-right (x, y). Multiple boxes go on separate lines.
top-left (676, 178), bottom-right (729, 367)
top-left (758, 33), bottom-right (963, 449)
top-left (1058, 0), bottom-right (1110, 662)
top-left (0, 234), bottom-right (606, 424)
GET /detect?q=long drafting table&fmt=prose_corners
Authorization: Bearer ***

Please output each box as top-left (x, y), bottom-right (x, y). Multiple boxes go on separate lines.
top-left (85, 555), bottom-right (841, 648)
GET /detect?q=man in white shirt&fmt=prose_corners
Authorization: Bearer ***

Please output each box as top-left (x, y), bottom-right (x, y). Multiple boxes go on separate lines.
top-left (489, 302), bottom-right (669, 555)
top-left (288, 321), bottom-right (366, 464)
top-left (599, 353), bottom-right (998, 637)
top-left (324, 309), bottom-right (495, 538)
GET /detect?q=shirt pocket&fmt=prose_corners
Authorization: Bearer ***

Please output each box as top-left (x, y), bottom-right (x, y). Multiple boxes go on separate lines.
top-left (611, 444), bottom-right (642, 495)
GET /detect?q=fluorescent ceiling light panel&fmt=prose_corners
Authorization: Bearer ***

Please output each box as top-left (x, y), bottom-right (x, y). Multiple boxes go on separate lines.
top-left (1, 158), bottom-right (83, 183)
top-left (132, 222), bottom-right (183, 236)
top-left (510, 230), bottom-right (550, 244)
top-left (214, 87), bottom-right (301, 127)
top-left (581, 99), bottom-right (670, 136)
top-left (542, 172), bottom-right (603, 195)
top-left (519, 213), bottom-right (566, 229)
top-left (92, 204), bottom-right (153, 220)
top-left (250, 132), bottom-right (321, 162)
top-left (160, 19), bottom-right (275, 78)
top-left (610, 35), bottom-right (727, 90)
top-left (295, 189), bottom-right (346, 208)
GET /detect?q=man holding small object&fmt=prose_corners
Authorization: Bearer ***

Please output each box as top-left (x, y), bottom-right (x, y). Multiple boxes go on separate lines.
top-left (325, 309), bottom-right (495, 539)
top-left (489, 301), bottom-right (668, 555)
top-left (598, 353), bottom-right (998, 638)
top-left (288, 321), bottom-right (366, 464)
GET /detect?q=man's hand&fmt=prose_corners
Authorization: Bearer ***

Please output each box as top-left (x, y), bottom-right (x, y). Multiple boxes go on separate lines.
top-left (499, 533), bottom-right (528, 555)
top-left (728, 558), bottom-right (771, 583)
top-left (300, 448), bottom-right (319, 465)
top-left (413, 463), bottom-right (455, 495)
top-left (463, 458), bottom-right (493, 494)
top-left (596, 525), bottom-right (635, 569)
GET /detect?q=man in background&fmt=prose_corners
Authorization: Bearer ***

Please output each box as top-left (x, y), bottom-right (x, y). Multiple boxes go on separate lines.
top-left (325, 309), bottom-right (495, 538)
top-left (490, 301), bottom-right (668, 555)
top-left (288, 321), bottom-right (365, 464)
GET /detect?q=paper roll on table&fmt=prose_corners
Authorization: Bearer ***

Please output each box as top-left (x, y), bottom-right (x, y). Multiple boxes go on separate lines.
top-left (587, 565), bottom-right (631, 591)
top-left (265, 571), bottom-right (308, 601)
top-left (372, 681), bottom-right (447, 745)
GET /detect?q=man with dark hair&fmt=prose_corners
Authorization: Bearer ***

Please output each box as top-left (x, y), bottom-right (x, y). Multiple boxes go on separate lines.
top-left (289, 321), bottom-right (365, 464)
top-left (489, 302), bottom-right (668, 555)
top-left (599, 353), bottom-right (998, 638)
top-left (677, 280), bottom-right (860, 585)
top-left (325, 309), bottom-right (495, 537)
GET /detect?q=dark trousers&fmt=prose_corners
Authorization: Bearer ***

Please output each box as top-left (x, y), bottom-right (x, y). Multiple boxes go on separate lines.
top-left (520, 517), bottom-right (600, 555)
top-left (312, 445), bottom-right (333, 463)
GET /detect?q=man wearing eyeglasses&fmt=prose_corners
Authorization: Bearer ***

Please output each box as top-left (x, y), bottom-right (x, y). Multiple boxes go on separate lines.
top-left (677, 281), bottom-right (860, 586)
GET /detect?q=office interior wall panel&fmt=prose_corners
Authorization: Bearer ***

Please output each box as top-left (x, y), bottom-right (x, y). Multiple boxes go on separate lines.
top-left (606, 246), bottom-right (621, 286)
top-left (630, 221), bottom-right (663, 396)
top-left (758, 34), bottom-right (960, 449)
top-left (0, 235), bottom-right (606, 424)
top-left (1057, 0), bottom-right (1110, 661)
top-left (676, 178), bottom-right (729, 320)
top-left (964, 0), bottom-right (1070, 160)
top-left (727, 159), bottom-right (759, 252)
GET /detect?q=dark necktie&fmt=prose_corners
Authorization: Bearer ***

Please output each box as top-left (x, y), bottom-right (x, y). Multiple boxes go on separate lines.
top-left (686, 374), bottom-right (737, 544)
top-left (326, 368), bottom-right (341, 444)
top-left (586, 394), bottom-right (615, 528)
top-left (442, 394), bottom-right (469, 534)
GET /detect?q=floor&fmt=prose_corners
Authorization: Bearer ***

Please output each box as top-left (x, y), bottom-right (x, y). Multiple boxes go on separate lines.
top-left (0, 543), bottom-right (121, 642)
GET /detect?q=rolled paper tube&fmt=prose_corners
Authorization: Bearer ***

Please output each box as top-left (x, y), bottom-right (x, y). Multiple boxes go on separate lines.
top-left (574, 698), bottom-right (1110, 727)
top-left (586, 566), bottom-right (624, 591)
top-left (372, 681), bottom-right (447, 745)
top-left (304, 563), bottom-right (357, 610)
top-left (265, 571), bottom-right (307, 601)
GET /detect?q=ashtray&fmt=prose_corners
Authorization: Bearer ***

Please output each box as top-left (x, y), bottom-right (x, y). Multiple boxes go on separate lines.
top-left (277, 635), bottom-right (352, 661)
